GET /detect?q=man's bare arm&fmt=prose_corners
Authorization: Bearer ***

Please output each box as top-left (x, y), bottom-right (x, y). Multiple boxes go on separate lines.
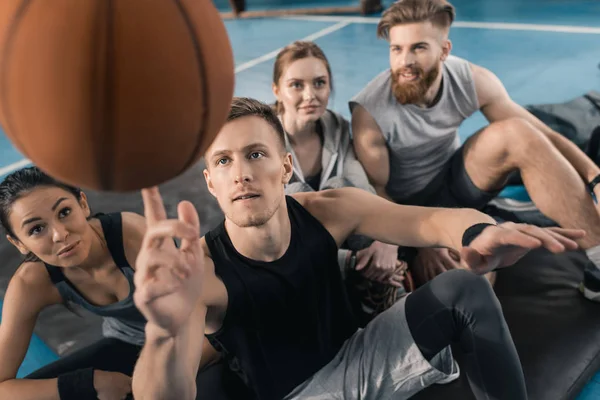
top-left (132, 187), bottom-right (225, 400)
top-left (351, 104), bottom-right (394, 201)
top-left (472, 63), bottom-right (600, 183)
top-left (303, 188), bottom-right (496, 251)
top-left (132, 247), bottom-right (227, 400)
top-left (301, 188), bottom-right (584, 277)
top-left (133, 306), bottom-right (205, 400)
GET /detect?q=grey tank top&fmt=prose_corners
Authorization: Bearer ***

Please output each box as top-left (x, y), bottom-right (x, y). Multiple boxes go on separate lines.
top-left (44, 212), bottom-right (146, 346)
top-left (349, 55), bottom-right (479, 202)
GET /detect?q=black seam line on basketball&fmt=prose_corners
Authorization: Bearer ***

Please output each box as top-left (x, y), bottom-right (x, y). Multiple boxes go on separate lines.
top-left (92, 0), bottom-right (116, 190)
top-left (173, 0), bottom-right (209, 175)
top-left (0, 0), bottom-right (32, 155)
top-left (91, 0), bottom-right (104, 188)
top-left (105, 0), bottom-right (116, 190)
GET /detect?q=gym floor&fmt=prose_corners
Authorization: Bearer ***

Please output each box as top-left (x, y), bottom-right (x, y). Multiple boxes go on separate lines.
top-left (0, 0), bottom-right (599, 397)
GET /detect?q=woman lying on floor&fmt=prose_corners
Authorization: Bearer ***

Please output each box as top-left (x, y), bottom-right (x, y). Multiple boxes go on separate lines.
top-left (0, 166), bottom-right (218, 400)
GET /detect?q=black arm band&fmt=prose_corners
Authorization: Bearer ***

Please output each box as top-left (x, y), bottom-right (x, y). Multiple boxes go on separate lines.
top-left (57, 367), bottom-right (97, 400)
top-left (462, 223), bottom-right (496, 247)
top-left (588, 174), bottom-right (600, 204)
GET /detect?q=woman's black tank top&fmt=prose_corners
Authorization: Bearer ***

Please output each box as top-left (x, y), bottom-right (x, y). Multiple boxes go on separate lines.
top-left (44, 213), bottom-right (147, 346)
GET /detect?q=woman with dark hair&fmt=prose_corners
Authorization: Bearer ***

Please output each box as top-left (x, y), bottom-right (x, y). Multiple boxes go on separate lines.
top-left (0, 166), bottom-right (218, 400)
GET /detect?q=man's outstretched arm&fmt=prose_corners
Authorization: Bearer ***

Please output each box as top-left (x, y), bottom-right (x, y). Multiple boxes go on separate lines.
top-left (303, 187), bottom-right (583, 274)
top-left (305, 187), bottom-right (497, 252)
top-left (131, 187), bottom-right (211, 400)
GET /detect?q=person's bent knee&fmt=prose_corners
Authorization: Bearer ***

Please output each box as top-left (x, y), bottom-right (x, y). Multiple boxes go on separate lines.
top-left (452, 270), bottom-right (505, 320)
top-left (434, 269), bottom-right (498, 307)
top-left (437, 268), bottom-right (486, 287)
top-left (488, 117), bottom-right (547, 151)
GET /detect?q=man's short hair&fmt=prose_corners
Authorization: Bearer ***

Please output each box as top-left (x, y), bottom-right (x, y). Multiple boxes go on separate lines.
top-left (377, 0), bottom-right (455, 40)
top-left (226, 97), bottom-right (287, 151)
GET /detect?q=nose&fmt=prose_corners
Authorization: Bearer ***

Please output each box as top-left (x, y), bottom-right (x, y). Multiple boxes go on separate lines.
top-left (233, 159), bottom-right (253, 185)
top-left (396, 50), bottom-right (416, 69)
top-left (303, 86), bottom-right (316, 101)
top-left (52, 223), bottom-right (69, 243)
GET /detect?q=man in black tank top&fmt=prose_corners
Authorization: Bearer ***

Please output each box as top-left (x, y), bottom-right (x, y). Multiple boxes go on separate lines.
top-left (130, 97), bottom-right (583, 400)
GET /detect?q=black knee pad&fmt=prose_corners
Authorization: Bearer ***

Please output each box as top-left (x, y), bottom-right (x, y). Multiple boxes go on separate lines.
top-left (435, 269), bottom-right (497, 308)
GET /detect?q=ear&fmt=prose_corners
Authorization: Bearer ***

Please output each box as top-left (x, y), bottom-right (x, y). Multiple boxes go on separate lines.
top-left (272, 82), bottom-right (280, 101)
top-left (203, 168), bottom-right (217, 198)
top-left (6, 235), bottom-right (28, 255)
top-left (282, 152), bottom-right (294, 184)
top-left (440, 39), bottom-right (452, 61)
top-left (78, 191), bottom-right (91, 218)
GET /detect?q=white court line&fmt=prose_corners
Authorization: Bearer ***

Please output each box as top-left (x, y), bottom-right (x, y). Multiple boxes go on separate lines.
top-left (0, 21), bottom-right (351, 176)
top-left (235, 20), bottom-right (351, 73)
top-left (281, 15), bottom-right (600, 34)
top-left (0, 158), bottom-right (31, 177)
top-left (1, 16), bottom-right (598, 176)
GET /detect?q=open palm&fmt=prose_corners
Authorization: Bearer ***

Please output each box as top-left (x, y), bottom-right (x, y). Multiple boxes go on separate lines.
top-left (133, 187), bottom-right (205, 337)
top-left (461, 222), bottom-right (585, 275)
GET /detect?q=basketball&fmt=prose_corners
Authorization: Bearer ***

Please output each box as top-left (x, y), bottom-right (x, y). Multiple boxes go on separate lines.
top-left (0, 0), bottom-right (235, 191)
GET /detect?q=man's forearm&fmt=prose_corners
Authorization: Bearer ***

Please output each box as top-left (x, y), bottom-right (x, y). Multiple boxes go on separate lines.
top-left (373, 187), bottom-right (496, 251)
top-left (132, 324), bottom-right (198, 400)
top-left (374, 185), bottom-right (394, 203)
top-left (349, 188), bottom-right (496, 251)
top-left (428, 208), bottom-right (497, 250)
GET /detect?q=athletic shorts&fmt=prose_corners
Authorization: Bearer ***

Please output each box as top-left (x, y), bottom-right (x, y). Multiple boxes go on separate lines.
top-left (283, 295), bottom-right (460, 400)
top-left (401, 145), bottom-right (503, 210)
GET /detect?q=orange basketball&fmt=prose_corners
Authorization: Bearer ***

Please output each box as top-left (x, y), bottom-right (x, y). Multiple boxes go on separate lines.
top-left (0, 0), bottom-right (235, 191)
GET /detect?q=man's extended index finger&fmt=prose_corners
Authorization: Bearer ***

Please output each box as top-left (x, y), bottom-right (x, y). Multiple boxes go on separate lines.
top-left (142, 187), bottom-right (168, 225)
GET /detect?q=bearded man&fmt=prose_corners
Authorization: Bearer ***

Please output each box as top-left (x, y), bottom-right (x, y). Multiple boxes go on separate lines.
top-left (350, 0), bottom-right (600, 301)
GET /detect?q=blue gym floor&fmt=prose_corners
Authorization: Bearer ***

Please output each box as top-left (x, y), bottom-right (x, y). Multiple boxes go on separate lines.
top-left (1, 0), bottom-right (600, 396)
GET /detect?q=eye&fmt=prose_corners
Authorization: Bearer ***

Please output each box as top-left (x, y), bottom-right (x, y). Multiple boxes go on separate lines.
top-left (28, 224), bottom-right (44, 236)
top-left (415, 44), bottom-right (427, 50)
top-left (58, 207), bottom-right (71, 218)
top-left (249, 152), bottom-right (264, 159)
top-left (290, 81), bottom-right (302, 89)
top-left (216, 158), bottom-right (229, 166)
top-left (315, 79), bottom-right (327, 88)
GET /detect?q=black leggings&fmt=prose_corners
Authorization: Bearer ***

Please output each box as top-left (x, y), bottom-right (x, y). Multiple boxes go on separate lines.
top-left (25, 338), bottom-right (142, 380)
top-left (405, 269), bottom-right (528, 400)
top-left (25, 338), bottom-right (246, 400)
top-left (25, 338), bottom-right (139, 400)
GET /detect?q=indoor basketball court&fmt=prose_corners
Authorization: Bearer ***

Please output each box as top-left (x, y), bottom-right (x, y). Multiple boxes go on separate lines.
top-left (1, 0), bottom-right (600, 399)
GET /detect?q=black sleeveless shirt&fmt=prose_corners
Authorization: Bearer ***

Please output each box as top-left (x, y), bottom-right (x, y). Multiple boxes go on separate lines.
top-left (205, 196), bottom-right (358, 400)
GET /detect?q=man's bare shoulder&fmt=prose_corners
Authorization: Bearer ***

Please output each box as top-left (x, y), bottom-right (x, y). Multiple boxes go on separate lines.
top-left (290, 188), bottom-right (364, 245)
top-left (289, 189), bottom-right (348, 215)
top-left (468, 62), bottom-right (507, 107)
top-left (289, 190), bottom-right (318, 208)
top-left (469, 62), bottom-right (494, 81)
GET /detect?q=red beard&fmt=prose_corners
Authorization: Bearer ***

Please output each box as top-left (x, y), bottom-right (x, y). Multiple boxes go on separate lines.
top-left (391, 64), bottom-right (440, 105)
